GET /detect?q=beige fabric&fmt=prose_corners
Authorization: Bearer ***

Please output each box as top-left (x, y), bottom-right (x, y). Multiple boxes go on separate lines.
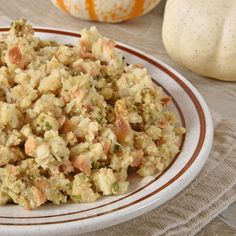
top-left (83, 111), bottom-right (236, 236)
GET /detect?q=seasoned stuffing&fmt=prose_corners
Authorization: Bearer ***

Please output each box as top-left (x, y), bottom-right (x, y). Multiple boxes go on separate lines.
top-left (0, 19), bottom-right (185, 209)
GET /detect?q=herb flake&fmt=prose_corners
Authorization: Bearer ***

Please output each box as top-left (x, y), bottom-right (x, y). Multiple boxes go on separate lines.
top-left (45, 122), bottom-right (52, 130)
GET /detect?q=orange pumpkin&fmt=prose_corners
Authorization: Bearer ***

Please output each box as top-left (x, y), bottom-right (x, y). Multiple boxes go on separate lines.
top-left (51, 0), bottom-right (161, 23)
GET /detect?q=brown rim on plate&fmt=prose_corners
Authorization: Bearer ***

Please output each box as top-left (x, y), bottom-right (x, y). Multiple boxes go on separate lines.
top-left (0, 28), bottom-right (206, 225)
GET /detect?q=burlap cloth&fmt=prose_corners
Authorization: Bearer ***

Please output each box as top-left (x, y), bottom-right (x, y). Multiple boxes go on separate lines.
top-left (82, 111), bottom-right (236, 236)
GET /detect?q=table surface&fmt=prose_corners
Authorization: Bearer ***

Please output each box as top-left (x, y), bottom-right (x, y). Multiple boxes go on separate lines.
top-left (0, 0), bottom-right (235, 235)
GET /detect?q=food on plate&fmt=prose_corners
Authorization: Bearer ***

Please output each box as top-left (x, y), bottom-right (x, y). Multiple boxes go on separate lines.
top-left (51, 0), bottom-right (161, 23)
top-left (0, 19), bottom-right (185, 209)
top-left (162, 0), bottom-right (236, 81)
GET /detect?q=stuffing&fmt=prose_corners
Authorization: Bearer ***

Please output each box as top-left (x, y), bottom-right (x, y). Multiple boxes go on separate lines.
top-left (0, 102), bottom-right (23, 129)
top-left (92, 168), bottom-right (117, 195)
top-left (9, 84), bottom-right (38, 109)
top-left (71, 173), bottom-right (100, 203)
top-left (0, 19), bottom-right (185, 209)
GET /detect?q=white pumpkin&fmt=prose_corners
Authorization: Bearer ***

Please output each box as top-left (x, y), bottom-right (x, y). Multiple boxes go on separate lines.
top-left (162, 0), bottom-right (236, 81)
top-left (51, 0), bottom-right (161, 23)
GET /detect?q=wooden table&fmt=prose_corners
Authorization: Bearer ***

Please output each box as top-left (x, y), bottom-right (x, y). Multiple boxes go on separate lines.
top-left (0, 0), bottom-right (235, 235)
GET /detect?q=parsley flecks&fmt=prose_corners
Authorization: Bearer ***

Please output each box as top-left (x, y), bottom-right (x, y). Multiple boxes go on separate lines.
top-left (92, 161), bottom-right (101, 170)
top-left (72, 195), bottom-right (81, 202)
top-left (49, 40), bottom-right (56, 44)
top-left (40, 116), bottom-right (45, 122)
top-left (28, 175), bottom-right (35, 180)
top-left (112, 182), bottom-right (119, 193)
top-left (64, 43), bottom-right (73, 47)
top-left (96, 117), bottom-right (102, 123)
top-left (113, 144), bottom-right (121, 153)
top-left (45, 122), bottom-right (52, 130)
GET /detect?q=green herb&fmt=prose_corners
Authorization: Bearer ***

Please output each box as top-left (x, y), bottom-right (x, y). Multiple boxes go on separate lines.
top-left (72, 195), bottom-right (81, 202)
top-left (81, 174), bottom-right (88, 180)
top-left (40, 116), bottom-right (45, 122)
top-left (45, 122), bottom-right (52, 130)
top-left (96, 117), bottom-right (102, 123)
top-left (112, 182), bottom-right (119, 193)
top-left (28, 175), bottom-right (35, 181)
top-left (49, 40), bottom-right (56, 44)
top-left (40, 59), bottom-right (45, 64)
top-left (64, 43), bottom-right (73, 47)
top-left (131, 105), bottom-right (137, 111)
top-left (92, 161), bottom-right (101, 170)
top-left (94, 75), bottom-right (101, 80)
top-left (113, 144), bottom-right (121, 153)
top-left (3, 186), bottom-right (9, 191)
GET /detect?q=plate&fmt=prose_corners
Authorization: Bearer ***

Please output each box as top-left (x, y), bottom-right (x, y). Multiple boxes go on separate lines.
top-left (0, 27), bottom-right (213, 236)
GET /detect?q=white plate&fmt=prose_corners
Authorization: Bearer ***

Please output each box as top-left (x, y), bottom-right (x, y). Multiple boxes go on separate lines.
top-left (0, 27), bottom-right (213, 236)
